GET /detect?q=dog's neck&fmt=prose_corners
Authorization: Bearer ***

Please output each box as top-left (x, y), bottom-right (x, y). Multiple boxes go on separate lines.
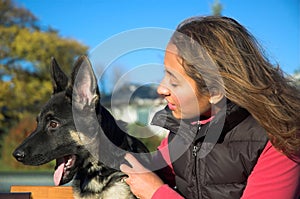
top-left (98, 105), bottom-right (127, 147)
top-left (73, 154), bottom-right (126, 196)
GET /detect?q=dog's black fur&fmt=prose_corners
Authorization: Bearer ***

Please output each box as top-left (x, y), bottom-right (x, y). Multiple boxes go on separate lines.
top-left (13, 55), bottom-right (150, 199)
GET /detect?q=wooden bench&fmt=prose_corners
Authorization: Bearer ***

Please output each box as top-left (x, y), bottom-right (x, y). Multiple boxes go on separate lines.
top-left (0, 192), bottom-right (31, 199)
top-left (10, 185), bottom-right (74, 199)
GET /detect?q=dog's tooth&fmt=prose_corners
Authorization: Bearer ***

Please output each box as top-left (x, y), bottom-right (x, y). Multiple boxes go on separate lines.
top-left (65, 157), bottom-right (74, 168)
top-left (65, 159), bottom-right (70, 166)
top-left (68, 157), bottom-right (74, 165)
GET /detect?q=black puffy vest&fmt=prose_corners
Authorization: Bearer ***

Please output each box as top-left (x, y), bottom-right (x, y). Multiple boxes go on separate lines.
top-left (151, 101), bottom-right (268, 199)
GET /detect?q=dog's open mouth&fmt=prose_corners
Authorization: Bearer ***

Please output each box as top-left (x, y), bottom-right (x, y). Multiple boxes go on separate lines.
top-left (54, 155), bottom-right (77, 186)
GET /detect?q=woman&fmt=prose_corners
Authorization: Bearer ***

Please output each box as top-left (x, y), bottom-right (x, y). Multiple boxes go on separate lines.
top-left (120, 16), bottom-right (300, 199)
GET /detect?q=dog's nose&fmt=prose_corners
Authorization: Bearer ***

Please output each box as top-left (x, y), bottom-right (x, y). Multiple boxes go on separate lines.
top-left (13, 150), bottom-right (25, 162)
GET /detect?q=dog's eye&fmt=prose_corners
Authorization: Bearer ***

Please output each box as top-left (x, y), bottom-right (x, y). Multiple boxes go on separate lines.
top-left (49, 121), bottom-right (59, 129)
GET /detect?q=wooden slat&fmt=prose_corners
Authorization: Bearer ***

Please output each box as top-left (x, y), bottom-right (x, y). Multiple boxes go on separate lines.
top-left (10, 185), bottom-right (74, 199)
top-left (0, 193), bottom-right (31, 199)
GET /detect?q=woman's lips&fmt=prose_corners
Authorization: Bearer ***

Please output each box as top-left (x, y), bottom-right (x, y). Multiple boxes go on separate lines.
top-left (168, 102), bottom-right (176, 111)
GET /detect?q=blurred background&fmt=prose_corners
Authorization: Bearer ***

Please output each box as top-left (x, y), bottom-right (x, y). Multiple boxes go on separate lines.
top-left (0, 0), bottom-right (299, 192)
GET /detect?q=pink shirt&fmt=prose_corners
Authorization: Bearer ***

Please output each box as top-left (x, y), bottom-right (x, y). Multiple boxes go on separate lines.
top-left (152, 138), bottom-right (300, 199)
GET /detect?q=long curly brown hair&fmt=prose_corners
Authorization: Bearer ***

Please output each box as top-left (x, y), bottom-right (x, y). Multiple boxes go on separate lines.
top-left (170, 16), bottom-right (300, 159)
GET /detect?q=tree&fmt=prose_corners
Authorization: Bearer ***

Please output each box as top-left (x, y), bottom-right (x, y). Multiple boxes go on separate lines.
top-left (211, 0), bottom-right (223, 16)
top-left (294, 67), bottom-right (300, 87)
top-left (0, 0), bottom-right (38, 29)
top-left (0, 0), bottom-right (88, 167)
top-left (0, 0), bottom-right (88, 130)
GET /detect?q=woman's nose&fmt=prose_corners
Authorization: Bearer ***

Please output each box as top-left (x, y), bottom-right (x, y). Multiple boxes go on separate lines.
top-left (157, 83), bottom-right (170, 96)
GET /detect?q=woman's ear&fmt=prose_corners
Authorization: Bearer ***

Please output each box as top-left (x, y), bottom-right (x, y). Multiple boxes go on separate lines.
top-left (208, 87), bottom-right (224, 105)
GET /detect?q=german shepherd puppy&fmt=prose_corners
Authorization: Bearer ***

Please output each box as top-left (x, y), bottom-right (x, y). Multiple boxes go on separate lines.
top-left (13, 55), bottom-right (150, 199)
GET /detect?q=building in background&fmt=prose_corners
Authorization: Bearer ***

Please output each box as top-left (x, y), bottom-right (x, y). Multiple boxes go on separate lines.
top-left (101, 83), bottom-right (167, 136)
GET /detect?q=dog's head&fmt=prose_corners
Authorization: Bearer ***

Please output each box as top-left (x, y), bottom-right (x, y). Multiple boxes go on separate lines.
top-left (13, 55), bottom-right (102, 185)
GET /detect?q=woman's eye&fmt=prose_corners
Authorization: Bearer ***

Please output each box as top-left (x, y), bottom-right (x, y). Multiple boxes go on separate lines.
top-left (170, 80), bottom-right (178, 87)
top-left (169, 77), bottom-right (179, 88)
top-left (49, 121), bottom-right (58, 129)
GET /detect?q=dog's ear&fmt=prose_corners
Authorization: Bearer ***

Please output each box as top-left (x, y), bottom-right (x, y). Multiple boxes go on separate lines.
top-left (50, 57), bottom-right (69, 94)
top-left (69, 55), bottom-right (100, 109)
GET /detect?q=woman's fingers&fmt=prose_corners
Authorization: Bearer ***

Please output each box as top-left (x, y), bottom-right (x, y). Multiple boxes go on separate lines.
top-left (120, 163), bottom-right (132, 174)
top-left (121, 153), bottom-right (148, 173)
top-left (120, 153), bottom-right (164, 199)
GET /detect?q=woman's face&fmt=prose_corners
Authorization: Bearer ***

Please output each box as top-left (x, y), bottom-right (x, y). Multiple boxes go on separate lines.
top-left (157, 44), bottom-right (211, 119)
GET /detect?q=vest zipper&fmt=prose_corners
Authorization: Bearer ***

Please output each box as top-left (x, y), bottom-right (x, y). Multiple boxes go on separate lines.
top-left (192, 145), bottom-right (199, 175)
top-left (192, 144), bottom-right (200, 199)
top-left (193, 145), bottom-right (199, 156)
top-left (192, 123), bottom-right (202, 199)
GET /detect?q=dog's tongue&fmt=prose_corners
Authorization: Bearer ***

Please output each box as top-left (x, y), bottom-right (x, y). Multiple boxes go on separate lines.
top-left (54, 158), bottom-right (65, 186)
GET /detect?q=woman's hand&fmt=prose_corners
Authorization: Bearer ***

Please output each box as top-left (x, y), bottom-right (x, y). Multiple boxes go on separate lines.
top-left (120, 153), bottom-right (164, 199)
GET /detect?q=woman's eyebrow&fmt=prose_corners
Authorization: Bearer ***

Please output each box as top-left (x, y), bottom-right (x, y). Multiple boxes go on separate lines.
top-left (165, 69), bottom-right (178, 80)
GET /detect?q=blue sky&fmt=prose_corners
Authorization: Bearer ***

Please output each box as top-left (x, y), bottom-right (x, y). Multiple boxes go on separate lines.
top-left (16, 0), bottom-right (299, 83)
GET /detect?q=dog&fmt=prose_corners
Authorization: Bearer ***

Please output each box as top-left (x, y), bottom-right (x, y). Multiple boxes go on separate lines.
top-left (13, 55), bottom-right (151, 199)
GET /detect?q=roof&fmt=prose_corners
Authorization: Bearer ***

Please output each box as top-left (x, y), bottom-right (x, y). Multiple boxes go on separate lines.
top-left (100, 83), bottom-right (164, 107)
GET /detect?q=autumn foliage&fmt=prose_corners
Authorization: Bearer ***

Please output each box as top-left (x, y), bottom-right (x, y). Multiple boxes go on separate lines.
top-left (0, 0), bottom-right (88, 170)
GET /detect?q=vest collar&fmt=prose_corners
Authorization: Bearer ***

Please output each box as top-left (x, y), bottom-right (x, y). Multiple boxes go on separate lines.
top-left (151, 100), bottom-right (250, 143)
